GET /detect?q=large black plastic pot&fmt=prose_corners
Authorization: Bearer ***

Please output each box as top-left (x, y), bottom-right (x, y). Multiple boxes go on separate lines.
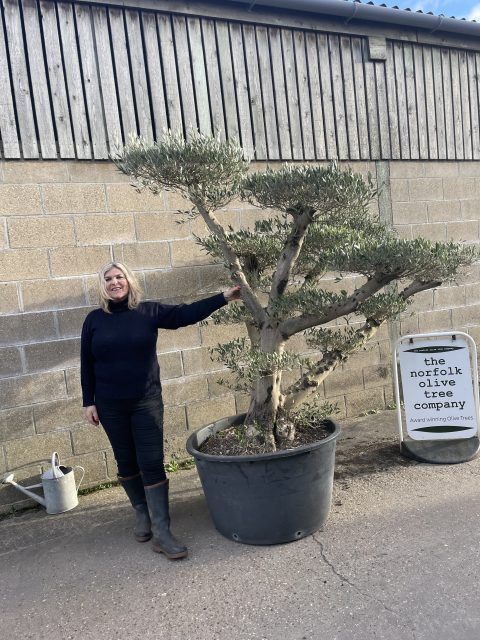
top-left (186, 414), bottom-right (340, 545)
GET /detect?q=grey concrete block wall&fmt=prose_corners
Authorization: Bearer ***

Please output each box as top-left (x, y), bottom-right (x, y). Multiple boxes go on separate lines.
top-left (0, 159), bottom-right (479, 512)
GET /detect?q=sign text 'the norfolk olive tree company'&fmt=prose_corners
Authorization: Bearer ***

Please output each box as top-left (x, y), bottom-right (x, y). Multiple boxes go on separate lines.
top-left (398, 338), bottom-right (478, 440)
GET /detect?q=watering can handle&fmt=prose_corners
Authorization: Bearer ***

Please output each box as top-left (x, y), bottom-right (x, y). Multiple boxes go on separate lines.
top-left (51, 452), bottom-right (62, 478)
top-left (74, 466), bottom-right (85, 492)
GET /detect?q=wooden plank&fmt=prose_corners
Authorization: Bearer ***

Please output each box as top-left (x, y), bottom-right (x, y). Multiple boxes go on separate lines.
top-left (92, 6), bottom-right (122, 152)
top-left (458, 49), bottom-right (472, 160)
top-left (268, 27), bottom-right (291, 159)
top-left (126, 9), bottom-right (153, 141)
top-left (450, 49), bottom-right (463, 159)
top-left (187, 17), bottom-right (211, 136)
top-left (242, 23), bottom-right (266, 159)
top-left (422, 46), bottom-right (438, 159)
top-left (340, 36), bottom-right (359, 160)
top-left (293, 30), bottom-right (315, 160)
top-left (384, 42), bottom-right (400, 159)
top-left (413, 45), bottom-right (428, 159)
top-left (282, 28), bottom-right (303, 159)
top-left (375, 61), bottom-right (391, 159)
top-left (470, 53), bottom-right (480, 160)
top-left (157, 13), bottom-right (182, 133)
top-left (75, 4), bottom-right (108, 158)
top-left (393, 42), bottom-right (409, 159)
top-left (351, 37), bottom-right (370, 160)
top-left (173, 15), bottom-right (197, 134)
top-left (0, 3), bottom-right (20, 157)
top-left (40, 1), bottom-right (74, 158)
top-left (109, 8), bottom-right (137, 139)
top-left (305, 31), bottom-right (326, 159)
top-left (201, 19), bottom-right (225, 139)
top-left (57, 2), bottom-right (91, 158)
top-left (22, 0), bottom-right (56, 157)
top-left (215, 21), bottom-right (239, 142)
top-left (432, 47), bottom-right (446, 159)
top-left (441, 48), bottom-right (456, 159)
top-left (142, 12), bottom-right (168, 138)
top-left (256, 25), bottom-right (279, 159)
top-left (363, 40), bottom-right (380, 160)
top-left (3, 0), bottom-right (38, 157)
top-left (328, 35), bottom-right (348, 159)
top-left (317, 33), bottom-right (337, 159)
top-left (229, 22), bottom-right (254, 156)
top-left (403, 43), bottom-right (418, 159)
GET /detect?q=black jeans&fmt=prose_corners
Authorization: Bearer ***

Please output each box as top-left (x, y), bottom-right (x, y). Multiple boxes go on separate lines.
top-left (96, 394), bottom-right (167, 485)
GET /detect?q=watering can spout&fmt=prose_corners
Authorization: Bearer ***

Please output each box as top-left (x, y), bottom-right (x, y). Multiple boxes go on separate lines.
top-left (1, 473), bottom-right (46, 507)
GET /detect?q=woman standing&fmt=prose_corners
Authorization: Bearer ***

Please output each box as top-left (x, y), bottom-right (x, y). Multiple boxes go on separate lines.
top-left (81, 262), bottom-right (240, 560)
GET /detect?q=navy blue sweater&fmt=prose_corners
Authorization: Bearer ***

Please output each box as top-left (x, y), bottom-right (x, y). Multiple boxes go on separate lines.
top-left (80, 293), bottom-right (227, 406)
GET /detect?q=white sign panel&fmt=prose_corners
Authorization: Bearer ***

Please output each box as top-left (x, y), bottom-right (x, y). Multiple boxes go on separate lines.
top-left (398, 338), bottom-right (478, 440)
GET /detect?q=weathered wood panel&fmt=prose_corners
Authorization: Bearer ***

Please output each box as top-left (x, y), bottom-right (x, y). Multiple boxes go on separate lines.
top-left (0, 0), bottom-right (478, 161)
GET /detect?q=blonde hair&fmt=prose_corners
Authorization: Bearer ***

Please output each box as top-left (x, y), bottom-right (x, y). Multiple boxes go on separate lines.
top-left (98, 262), bottom-right (142, 313)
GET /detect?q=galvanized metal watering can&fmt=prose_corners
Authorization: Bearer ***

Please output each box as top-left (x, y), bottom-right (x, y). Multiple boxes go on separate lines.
top-left (2, 452), bottom-right (85, 514)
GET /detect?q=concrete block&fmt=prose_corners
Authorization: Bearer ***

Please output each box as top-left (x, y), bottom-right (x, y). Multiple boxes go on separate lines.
top-left (0, 185), bottom-right (42, 215)
top-left (164, 190), bottom-right (192, 211)
top-left (393, 202), bottom-right (427, 224)
top-left (344, 345), bottom-right (381, 370)
top-left (113, 241), bottom-right (170, 269)
top-left (0, 463), bottom-right (44, 510)
top-left (106, 184), bottom-right (166, 213)
top-left (49, 246), bottom-right (111, 277)
top-left (24, 338), bottom-right (80, 373)
top-left (64, 451), bottom-right (109, 486)
top-left (0, 347), bottom-right (23, 377)
top-left (33, 398), bottom-right (84, 434)
top-left (0, 248), bottom-right (49, 281)
top-left (4, 431), bottom-right (72, 468)
top-left (406, 289), bottom-right (434, 312)
top-left (157, 325), bottom-right (200, 353)
top-left (443, 177), bottom-right (476, 200)
top-left (389, 179), bottom-right (409, 203)
top-left (464, 283), bottom-right (480, 305)
top-left (170, 238), bottom-right (212, 267)
top-left (0, 407), bottom-right (35, 442)
top-left (394, 224), bottom-right (412, 239)
top-left (207, 371), bottom-right (237, 397)
top-left (363, 364), bottom-right (391, 389)
top-left (0, 371), bottom-right (66, 410)
top-left (324, 366), bottom-right (365, 398)
top-left (57, 307), bottom-right (90, 338)
top-left (186, 395), bottom-right (236, 430)
top-left (200, 322), bottom-right (247, 348)
top-left (399, 314), bottom-right (419, 335)
top-left (0, 311), bottom-right (56, 346)
top-left (0, 217), bottom-right (7, 249)
top-left (460, 199), bottom-right (480, 220)
top-left (144, 268), bottom-right (198, 301)
top-left (71, 423), bottom-right (111, 454)
top-left (197, 264), bottom-right (230, 294)
top-left (65, 367), bottom-right (82, 398)
top-left (74, 213), bottom-right (136, 245)
top-left (389, 162), bottom-right (425, 179)
top-left (67, 161), bottom-right (130, 183)
top-left (164, 405), bottom-right (188, 460)
top-left (423, 162), bottom-right (459, 178)
top-left (191, 210), bottom-right (241, 236)
top-left (427, 200), bottom-right (461, 222)
top-left (0, 283), bottom-right (20, 314)
top-left (134, 212), bottom-right (190, 241)
top-left (446, 221), bottom-right (479, 242)
top-left (182, 347), bottom-right (224, 376)
top-left (162, 377), bottom-right (208, 407)
top-left (239, 208), bottom-right (277, 230)
top-left (433, 285), bottom-right (466, 309)
top-left (2, 161), bottom-right (70, 184)
top-left (22, 278), bottom-right (86, 311)
top-left (411, 223), bottom-right (446, 241)
top-left (417, 309), bottom-right (452, 332)
top-left (345, 387), bottom-right (386, 418)
top-left (408, 178), bottom-right (444, 201)
top-left (105, 449), bottom-right (117, 478)
top-left (42, 184), bottom-right (107, 214)
top-left (158, 350), bottom-right (183, 380)
top-left (452, 304), bottom-right (480, 328)
top-left (8, 216), bottom-right (75, 248)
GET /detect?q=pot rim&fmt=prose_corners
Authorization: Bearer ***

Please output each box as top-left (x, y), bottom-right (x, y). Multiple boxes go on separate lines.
top-left (186, 414), bottom-right (341, 463)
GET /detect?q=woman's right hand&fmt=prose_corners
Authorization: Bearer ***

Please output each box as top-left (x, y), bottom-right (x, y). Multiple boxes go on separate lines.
top-left (84, 405), bottom-right (100, 426)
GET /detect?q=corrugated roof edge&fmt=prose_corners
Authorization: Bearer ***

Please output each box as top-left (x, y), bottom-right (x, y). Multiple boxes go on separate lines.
top-left (222, 0), bottom-right (480, 36)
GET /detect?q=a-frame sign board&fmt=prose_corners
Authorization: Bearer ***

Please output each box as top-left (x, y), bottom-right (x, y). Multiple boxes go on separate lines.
top-left (393, 332), bottom-right (480, 464)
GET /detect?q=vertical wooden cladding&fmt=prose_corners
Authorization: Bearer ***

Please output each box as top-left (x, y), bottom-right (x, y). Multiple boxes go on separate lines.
top-left (0, 0), bottom-right (479, 161)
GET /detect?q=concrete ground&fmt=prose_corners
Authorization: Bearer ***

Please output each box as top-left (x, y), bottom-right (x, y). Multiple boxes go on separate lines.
top-left (1, 410), bottom-right (480, 640)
